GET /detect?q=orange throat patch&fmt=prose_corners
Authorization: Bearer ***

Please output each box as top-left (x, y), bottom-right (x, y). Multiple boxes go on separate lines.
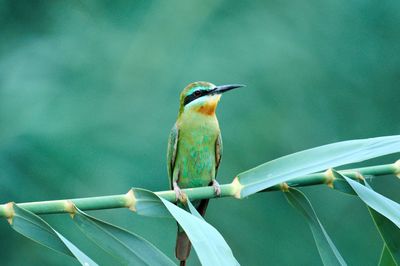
top-left (194, 97), bottom-right (220, 115)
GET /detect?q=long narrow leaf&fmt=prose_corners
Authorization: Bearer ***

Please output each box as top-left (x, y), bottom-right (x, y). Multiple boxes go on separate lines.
top-left (71, 207), bottom-right (175, 266)
top-left (331, 179), bottom-right (357, 195)
top-left (369, 208), bottom-right (400, 264)
top-left (160, 198), bottom-right (239, 266)
top-left (186, 200), bottom-right (204, 220)
top-left (284, 188), bottom-right (346, 266)
top-left (331, 172), bottom-right (400, 263)
top-left (379, 245), bottom-right (397, 266)
top-left (336, 173), bottom-right (400, 228)
top-left (132, 188), bottom-right (239, 266)
top-left (133, 189), bottom-right (171, 218)
top-left (364, 180), bottom-right (400, 265)
top-left (236, 135), bottom-right (400, 197)
top-left (8, 203), bottom-right (97, 265)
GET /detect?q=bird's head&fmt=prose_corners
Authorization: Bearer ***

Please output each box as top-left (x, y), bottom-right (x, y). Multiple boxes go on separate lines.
top-left (178, 81), bottom-right (245, 116)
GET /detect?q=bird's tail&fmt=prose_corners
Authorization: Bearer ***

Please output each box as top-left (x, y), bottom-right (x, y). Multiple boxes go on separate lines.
top-left (176, 229), bottom-right (191, 264)
top-left (175, 199), bottom-right (209, 265)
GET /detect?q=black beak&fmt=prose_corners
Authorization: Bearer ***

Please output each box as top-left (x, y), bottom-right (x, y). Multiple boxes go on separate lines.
top-left (212, 84), bottom-right (246, 94)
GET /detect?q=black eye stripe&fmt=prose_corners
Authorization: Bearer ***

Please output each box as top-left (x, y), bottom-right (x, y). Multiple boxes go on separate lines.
top-left (183, 89), bottom-right (210, 106)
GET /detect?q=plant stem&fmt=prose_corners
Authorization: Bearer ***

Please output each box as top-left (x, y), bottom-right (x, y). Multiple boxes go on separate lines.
top-left (0, 162), bottom-right (398, 217)
top-left (264, 162), bottom-right (399, 191)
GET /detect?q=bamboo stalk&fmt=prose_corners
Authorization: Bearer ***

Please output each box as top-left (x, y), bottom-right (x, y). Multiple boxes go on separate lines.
top-left (0, 162), bottom-right (398, 217)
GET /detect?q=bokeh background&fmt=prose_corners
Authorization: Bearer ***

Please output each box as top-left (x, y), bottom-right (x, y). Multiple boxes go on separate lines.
top-left (1, 1), bottom-right (400, 265)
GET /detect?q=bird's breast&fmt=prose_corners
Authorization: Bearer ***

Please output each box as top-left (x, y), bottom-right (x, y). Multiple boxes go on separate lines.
top-left (175, 113), bottom-right (220, 188)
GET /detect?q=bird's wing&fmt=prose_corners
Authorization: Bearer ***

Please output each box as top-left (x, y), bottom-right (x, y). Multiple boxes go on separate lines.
top-left (215, 132), bottom-right (223, 175)
top-left (167, 123), bottom-right (179, 189)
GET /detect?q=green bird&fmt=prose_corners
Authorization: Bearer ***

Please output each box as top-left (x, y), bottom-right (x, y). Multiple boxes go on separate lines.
top-left (167, 81), bottom-right (244, 265)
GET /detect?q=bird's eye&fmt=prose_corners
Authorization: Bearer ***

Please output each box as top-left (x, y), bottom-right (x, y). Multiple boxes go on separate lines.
top-left (194, 90), bottom-right (201, 96)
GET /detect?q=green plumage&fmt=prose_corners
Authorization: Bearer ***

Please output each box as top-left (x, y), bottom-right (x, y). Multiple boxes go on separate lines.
top-left (168, 111), bottom-right (222, 189)
top-left (167, 81), bottom-right (242, 265)
top-left (167, 82), bottom-right (222, 265)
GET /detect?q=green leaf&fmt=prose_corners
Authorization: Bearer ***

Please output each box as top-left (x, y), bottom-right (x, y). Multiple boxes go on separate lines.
top-left (186, 200), bottom-right (204, 220)
top-left (331, 171), bottom-right (400, 264)
top-left (133, 189), bottom-right (171, 218)
top-left (370, 208), bottom-right (400, 265)
top-left (8, 203), bottom-right (98, 266)
top-left (364, 180), bottom-right (400, 264)
top-left (133, 188), bottom-right (239, 266)
top-left (160, 198), bottom-right (239, 266)
top-left (236, 135), bottom-right (400, 197)
top-left (332, 175), bottom-right (375, 196)
top-left (337, 173), bottom-right (400, 228)
top-left (55, 233), bottom-right (99, 266)
top-left (284, 188), bottom-right (346, 266)
top-left (331, 179), bottom-right (357, 195)
top-left (379, 245), bottom-right (397, 266)
top-left (71, 207), bottom-right (175, 266)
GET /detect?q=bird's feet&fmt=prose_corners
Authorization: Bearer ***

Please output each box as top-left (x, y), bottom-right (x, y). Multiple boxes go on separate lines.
top-left (212, 180), bottom-right (221, 196)
top-left (173, 181), bottom-right (187, 202)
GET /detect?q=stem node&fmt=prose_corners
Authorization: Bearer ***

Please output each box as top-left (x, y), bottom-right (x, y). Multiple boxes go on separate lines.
top-left (5, 202), bottom-right (15, 225)
top-left (231, 177), bottom-right (243, 199)
top-left (356, 172), bottom-right (365, 181)
top-left (280, 183), bottom-right (289, 192)
top-left (64, 201), bottom-right (76, 218)
top-left (324, 169), bottom-right (335, 188)
top-left (125, 189), bottom-right (136, 211)
top-left (395, 160), bottom-right (400, 178)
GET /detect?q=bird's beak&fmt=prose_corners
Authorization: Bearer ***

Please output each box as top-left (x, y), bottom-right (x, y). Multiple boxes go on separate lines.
top-left (212, 84), bottom-right (246, 94)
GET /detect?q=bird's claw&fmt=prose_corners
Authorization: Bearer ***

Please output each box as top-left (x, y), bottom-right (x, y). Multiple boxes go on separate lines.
top-left (212, 180), bottom-right (221, 197)
top-left (173, 182), bottom-right (187, 203)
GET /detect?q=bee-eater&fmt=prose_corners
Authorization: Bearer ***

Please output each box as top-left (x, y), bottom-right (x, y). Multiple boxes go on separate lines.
top-left (167, 81), bottom-right (244, 265)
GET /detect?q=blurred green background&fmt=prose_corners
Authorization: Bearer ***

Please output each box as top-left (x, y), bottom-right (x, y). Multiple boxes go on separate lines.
top-left (1, 0), bottom-right (400, 265)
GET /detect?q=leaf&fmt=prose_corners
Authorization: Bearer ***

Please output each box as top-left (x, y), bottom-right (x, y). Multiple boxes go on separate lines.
top-left (160, 198), bottom-right (239, 266)
top-left (132, 189), bottom-right (171, 218)
top-left (331, 171), bottom-right (400, 264)
top-left (71, 206), bottom-right (175, 266)
top-left (186, 200), bottom-right (204, 220)
top-left (284, 188), bottom-right (347, 266)
top-left (133, 188), bottom-right (239, 266)
top-left (55, 233), bottom-right (99, 266)
top-left (370, 208), bottom-right (400, 265)
top-left (379, 245), bottom-right (397, 266)
top-left (8, 203), bottom-right (97, 266)
top-left (364, 180), bottom-right (400, 264)
top-left (332, 174), bottom-right (375, 196)
top-left (236, 135), bottom-right (400, 197)
top-left (336, 173), bottom-right (400, 228)
top-left (331, 179), bottom-right (357, 195)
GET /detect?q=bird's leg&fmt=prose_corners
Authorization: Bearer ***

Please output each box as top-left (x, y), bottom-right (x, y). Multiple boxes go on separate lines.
top-left (211, 179), bottom-right (221, 196)
top-left (173, 181), bottom-right (187, 202)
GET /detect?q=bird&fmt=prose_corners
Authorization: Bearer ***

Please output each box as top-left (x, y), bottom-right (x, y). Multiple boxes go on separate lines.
top-left (167, 81), bottom-right (244, 265)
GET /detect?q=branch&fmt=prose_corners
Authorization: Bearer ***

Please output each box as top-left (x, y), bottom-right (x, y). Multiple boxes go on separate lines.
top-left (1, 162), bottom-right (398, 218)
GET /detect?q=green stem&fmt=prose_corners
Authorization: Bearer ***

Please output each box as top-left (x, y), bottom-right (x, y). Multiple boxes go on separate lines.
top-left (155, 183), bottom-right (236, 202)
top-left (0, 162), bottom-right (398, 217)
top-left (264, 162), bottom-right (398, 191)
